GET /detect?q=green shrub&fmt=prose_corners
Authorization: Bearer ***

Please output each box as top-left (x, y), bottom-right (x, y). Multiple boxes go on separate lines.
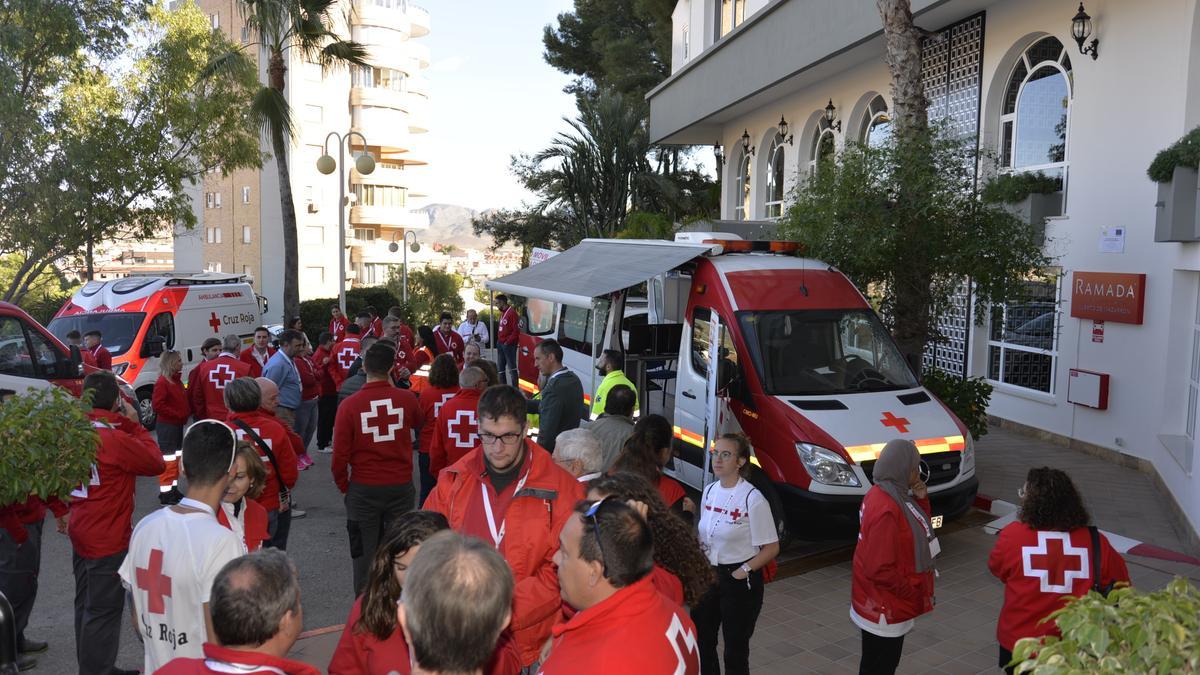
top-left (921, 368), bottom-right (992, 441)
top-left (980, 171), bottom-right (1063, 204)
top-left (1147, 126), bottom-right (1200, 183)
top-left (0, 387), bottom-right (98, 505)
top-left (1012, 577), bottom-right (1200, 674)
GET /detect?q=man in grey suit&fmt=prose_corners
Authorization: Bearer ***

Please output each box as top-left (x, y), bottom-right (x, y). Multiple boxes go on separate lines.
top-left (528, 339), bottom-right (584, 451)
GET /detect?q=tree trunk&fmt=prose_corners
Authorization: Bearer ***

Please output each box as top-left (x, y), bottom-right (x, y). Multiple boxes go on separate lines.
top-left (269, 52), bottom-right (299, 324)
top-left (878, 0), bottom-right (933, 370)
top-left (85, 236), bottom-right (94, 281)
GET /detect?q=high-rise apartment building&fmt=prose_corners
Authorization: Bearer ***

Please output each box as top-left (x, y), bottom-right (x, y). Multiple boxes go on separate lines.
top-left (173, 0), bottom-right (432, 316)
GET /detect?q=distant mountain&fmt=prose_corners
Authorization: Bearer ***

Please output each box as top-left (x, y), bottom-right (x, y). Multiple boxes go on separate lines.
top-left (419, 203), bottom-right (505, 250)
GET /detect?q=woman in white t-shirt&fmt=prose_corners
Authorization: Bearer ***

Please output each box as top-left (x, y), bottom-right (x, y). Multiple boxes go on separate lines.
top-left (691, 432), bottom-right (780, 675)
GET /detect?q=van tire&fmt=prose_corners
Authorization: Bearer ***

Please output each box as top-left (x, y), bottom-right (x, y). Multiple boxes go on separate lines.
top-left (136, 386), bottom-right (157, 430)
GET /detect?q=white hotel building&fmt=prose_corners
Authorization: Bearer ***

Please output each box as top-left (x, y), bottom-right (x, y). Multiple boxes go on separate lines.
top-left (649, 0), bottom-right (1200, 543)
top-left (173, 0), bottom-right (432, 310)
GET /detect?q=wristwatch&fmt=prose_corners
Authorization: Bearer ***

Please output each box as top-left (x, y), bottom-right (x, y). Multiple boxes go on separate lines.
top-left (740, 562), bottom-right (753, 575)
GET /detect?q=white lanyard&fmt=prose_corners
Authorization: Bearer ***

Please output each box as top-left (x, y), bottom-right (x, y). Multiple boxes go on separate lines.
top-left (703, 479), bottom-right (743, 551)
top-left (437, 330), bottom-right (455, 353)
top-left (481, 467), bottom-right (532, 549)
top-left (178, 497), bottom-right (215, 517)
top-left (203, 659), bottom-right (287, 674)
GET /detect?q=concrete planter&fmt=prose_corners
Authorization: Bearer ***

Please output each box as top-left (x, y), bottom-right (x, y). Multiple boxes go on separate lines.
top-left (1002, 191), bottom-right (1063, 244)
top-left (1154, 166), bottom-right (1200, 242)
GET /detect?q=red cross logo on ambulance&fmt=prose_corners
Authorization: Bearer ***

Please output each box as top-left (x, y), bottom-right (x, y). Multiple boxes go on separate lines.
top-left (448, 409), bottom-right (479, 449)
top-left (1021, 531), bottom-right (1089, 593)
top-left (361, 399), bottom-right (405, 443)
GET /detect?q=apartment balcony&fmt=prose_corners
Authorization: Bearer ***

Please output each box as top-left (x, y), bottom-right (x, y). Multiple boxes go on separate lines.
top-left (408, 4), bottom-right (430, 38)
top-left (406, 94), bottom-right (429, 134)
top-left (407, 75), bottom-right (429, 97)
top-left (407, 41), bottom-right (430, 69)
top-left (349, 204), bottom-right (429, 228)
top-left (351, 106), bottom-right (411, 153)
top-left (648, 0), bottom-right (976, 144)
top-left (353, 0), bottom-right (411, 36)
top-left (350, 86), bottom-right (412, 113)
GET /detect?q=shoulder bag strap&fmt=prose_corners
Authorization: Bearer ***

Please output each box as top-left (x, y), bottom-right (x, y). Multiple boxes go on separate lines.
top-left (1088, 525), bottom-right (1103, 592)
top-left (230, 419), bottom-right (285, 491)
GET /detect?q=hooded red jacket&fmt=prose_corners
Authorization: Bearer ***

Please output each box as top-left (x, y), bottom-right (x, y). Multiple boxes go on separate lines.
top-left (541, 575), bottom-right (699, 675)
top-left (227, 410), bottom-right (300, 512)
top-left (851, 486), bottom-right (935, 625)
top-left (988, 521), bottom-right (1130, 649)
top-left (68, 409), bottom-right (166, 558)
top-left (423, 441), bottom-right (583, 666)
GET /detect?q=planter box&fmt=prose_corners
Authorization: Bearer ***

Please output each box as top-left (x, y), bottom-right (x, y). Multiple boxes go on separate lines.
top-left (1154, 166), bottom-right (1200, 242)
top-left (1002, 191), bottom-right (1063, 244)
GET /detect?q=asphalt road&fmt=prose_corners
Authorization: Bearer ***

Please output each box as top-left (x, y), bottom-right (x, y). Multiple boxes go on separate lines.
top-left (26, 447), bottom-right (367, 674)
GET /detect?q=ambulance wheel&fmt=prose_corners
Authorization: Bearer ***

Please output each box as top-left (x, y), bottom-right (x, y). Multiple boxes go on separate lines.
top-left (136, 386), bottom-right (157, 430)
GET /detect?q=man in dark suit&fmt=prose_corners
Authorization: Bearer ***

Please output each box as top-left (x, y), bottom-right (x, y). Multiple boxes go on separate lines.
top-left (527, 339), bottom-right (584, 452)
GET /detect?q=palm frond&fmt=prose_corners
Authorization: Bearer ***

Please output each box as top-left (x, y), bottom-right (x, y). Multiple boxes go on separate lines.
top-left (199, 49), bottom-right (256, 83)
top-left (320, 40), bottom-right (371, 69)
top-left (249, 85), bottom-right (296, 142)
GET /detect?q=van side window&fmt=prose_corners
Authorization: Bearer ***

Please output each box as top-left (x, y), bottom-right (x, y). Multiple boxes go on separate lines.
top-left (691, 307), bottom-right (740, 387)
top-left (558, 300), bottom-right (610, 356)
top-left (0, 317), bottom-right (36, 378)
top-left (148, 312), bottom-right (176, 350)
top-left (26, 327), bottom-right (61, 378)
top-left (524, 298), bottom-right (558, 336)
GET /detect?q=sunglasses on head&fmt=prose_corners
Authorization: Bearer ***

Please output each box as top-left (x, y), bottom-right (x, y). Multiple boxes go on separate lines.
top-left (583, 496), bottom-right (612, 574)
top-left (186, 419), bottom-right (238, 474)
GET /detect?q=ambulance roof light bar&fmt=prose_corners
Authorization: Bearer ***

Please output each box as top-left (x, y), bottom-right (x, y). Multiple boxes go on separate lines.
top-left (702, 239), bottom-right (804, 255)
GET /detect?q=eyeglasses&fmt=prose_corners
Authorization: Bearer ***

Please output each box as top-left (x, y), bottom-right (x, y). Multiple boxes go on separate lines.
top-left (584, 496), bottom-right (611, 575)
top-left (479, 431), bottom-right (524, 447)
top-left (708, 450), bottom-right (736, 461)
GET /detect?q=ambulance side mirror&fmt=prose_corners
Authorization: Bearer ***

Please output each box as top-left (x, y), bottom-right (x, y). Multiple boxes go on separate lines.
top-left (144, 335), bottom-right (166, 358)
top-left (63, 345), bottom-right (83, 378)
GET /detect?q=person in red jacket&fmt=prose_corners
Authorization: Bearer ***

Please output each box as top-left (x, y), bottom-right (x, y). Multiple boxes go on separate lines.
top-left (294, 339), bottom-right (320, 470)
top-left (988, 467), bottom-right (1130, 674)
top-left (157, 549), bottom-right (320, 675)
top-left (432, 312), bottom-right (466, 366)
top-left (417, 354), bottom-right (461, 502)
top-left (65, 330), bottom-right (98, 369)
top-left (429, 366), bottom-right (486, 478)
top-left (240, 326), bottom-right (276, 378)
top-left (225, 377), bottom-right (300, 551)
top-left (69, 371), bottom-right (166, 675)
top-left (334, 324), bottom-right (364, 382)
top-left (0, 491), bottom-right (68, 671)
top-left (541, 498), bottom-right (700, 674)
top-left (366, 305), bottom-right (384, 341)
top-left (384, 309), bottom-right (416, 350)
top-left (851, 439), bottom-right (938, 675)
top-left (217, 442), bottom-right (271, 553)
top-left (494, 294), bottom-right (519, 386)
top-left (313, 332), bottom-right (340, 454)
top-left (333, 343), bottom-right (424, 594)
top-left (83, 330), bottom-right (113, 371)
top-left (423, 384), bottom-right (583, 667)
top-left (330, 305), bottom-right (349, 342)
top-left (152, 349), bottom-right (190, 505)
top-left (192, 335), bottom-right (252, 421)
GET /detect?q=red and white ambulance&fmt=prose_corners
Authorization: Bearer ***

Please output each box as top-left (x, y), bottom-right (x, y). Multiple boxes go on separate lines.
top-left (48, 273), bottom-right (265, 424)
top-left (487, 235), bottom-right (978, 536)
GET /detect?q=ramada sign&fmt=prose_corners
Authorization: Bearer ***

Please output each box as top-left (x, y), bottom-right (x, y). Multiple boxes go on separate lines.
top-left (1069, 271), bottom-right (1146, 324)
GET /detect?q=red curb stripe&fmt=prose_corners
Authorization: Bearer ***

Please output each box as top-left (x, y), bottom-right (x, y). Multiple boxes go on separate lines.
top-left (1127, 543), bottom-right (1200, 567)
top-left (973, 494), bottom-right (995, 511)
top-left (298, 624), bottom-right (345, 640)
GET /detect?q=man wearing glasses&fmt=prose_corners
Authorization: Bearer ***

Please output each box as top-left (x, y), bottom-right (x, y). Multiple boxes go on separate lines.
top-left (423, 384), bottom-right (583, 669)
top-left (541, 498), bottom-right (700, 674)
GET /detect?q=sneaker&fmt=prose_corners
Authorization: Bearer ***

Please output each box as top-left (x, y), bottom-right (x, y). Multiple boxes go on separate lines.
top-left (158, 487), bottom-right (183, 506)
top-left (296, 459), bottom-right (308, 472)
top-left (16, 655), bottom-right (35, 672)
top-left (290, 508), bottom-right (307, 519)
top-left (18, 637), bottom-right (47, 654)
top-left (317, 445), bottom-right (334, 454)
top-left (300, 454), bottom-right (314, 469)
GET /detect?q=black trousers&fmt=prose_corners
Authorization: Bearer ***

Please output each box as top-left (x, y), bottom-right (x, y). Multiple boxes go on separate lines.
top-left (690, 563), bottom-right (764, 675)
top-left (265, 506), bottom-right (292, 551)
top-left (73, 550), bottom-right (126, 675)
top-left (346, 481), bottom-right (416, 594)
top-left (497, 342), bottom-right (518, 385)
top-left (859, 629), bottom-right (905, 675)
top-left (999, 646), bottom-right (1016, 674)
top-left (316, 394), bottom-right (338, 449)
top-left (0, 519), bottom-right (43, 641)
top-left (417, 452), bottom-right (436, 507)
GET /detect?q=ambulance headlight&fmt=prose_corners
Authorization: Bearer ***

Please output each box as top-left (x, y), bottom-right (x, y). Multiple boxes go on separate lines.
top-left (960, 435), bottom-right (975, 474)
top-left (796, 443), bottom-right (860, 487)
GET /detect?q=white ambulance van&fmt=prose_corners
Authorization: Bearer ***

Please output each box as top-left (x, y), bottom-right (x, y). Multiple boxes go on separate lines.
top-left (48, 273), bottom-right (265, 425)
top-left (487, 235), bottom-right (977, 537)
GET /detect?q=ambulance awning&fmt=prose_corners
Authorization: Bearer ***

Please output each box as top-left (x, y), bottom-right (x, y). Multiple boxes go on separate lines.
top-left (486, 239), bottom-right (714, 308)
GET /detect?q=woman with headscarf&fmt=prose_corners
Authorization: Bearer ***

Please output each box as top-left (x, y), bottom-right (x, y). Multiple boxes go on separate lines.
top-left (851, 439), bottom-right (938, 675)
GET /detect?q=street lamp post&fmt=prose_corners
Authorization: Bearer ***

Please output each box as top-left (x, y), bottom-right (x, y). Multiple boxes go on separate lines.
top-left (316, 131), bottom-right (376, 314)
top-left (389, 230), bottom-right (421, 304)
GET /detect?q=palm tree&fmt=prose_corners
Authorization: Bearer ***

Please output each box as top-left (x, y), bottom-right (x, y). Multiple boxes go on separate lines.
top-left (210, 0), bottom-right (368, 321)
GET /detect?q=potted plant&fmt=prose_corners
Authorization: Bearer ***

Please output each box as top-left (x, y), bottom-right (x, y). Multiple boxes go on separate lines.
top-left (1148, 126), bottom-right (1200, 242)
top-left (981, 171), bottom-right (1064, 243)
top-left (1011, 577), bottom-right (1200, 673)
top-left (0, 387), bottom-right (98, 507)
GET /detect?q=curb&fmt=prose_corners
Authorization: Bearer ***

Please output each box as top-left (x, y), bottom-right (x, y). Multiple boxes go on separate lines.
top-left (974, 493), bottom-right (1200, 567)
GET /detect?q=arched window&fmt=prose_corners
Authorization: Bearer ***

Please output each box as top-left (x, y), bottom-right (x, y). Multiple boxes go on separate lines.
top-left (860, 95), bottom-right (891, 148)
top-left (764, 136), bottom-right (786, 219)
top-left (999, 36), bottom-right (1072, 198)
top-left (734, 150), bottom-right (752, 220)
top-left (808, 122), bottom-right (836, 175)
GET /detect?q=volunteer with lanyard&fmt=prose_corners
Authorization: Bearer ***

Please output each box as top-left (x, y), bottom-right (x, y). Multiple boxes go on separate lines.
top-left (691, 433), bottom-right (779, 675)
top-left (423, 384), bottom-right (583, 668)
top-left (850, 439), bottom-right (939, 675)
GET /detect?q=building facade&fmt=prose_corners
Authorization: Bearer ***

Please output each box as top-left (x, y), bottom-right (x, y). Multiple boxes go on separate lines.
top-left (650, 0), bottom-right (1200, 539)
top-left (174, 0), bottom-right (432, 313)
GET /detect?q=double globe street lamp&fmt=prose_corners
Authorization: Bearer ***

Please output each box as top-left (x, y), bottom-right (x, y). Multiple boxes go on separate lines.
top-left (317, 131), bottom-right (376, 314)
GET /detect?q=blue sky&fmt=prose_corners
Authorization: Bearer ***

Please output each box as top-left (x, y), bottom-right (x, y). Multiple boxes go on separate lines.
top-left (423, 0), bottom-right (578, 211)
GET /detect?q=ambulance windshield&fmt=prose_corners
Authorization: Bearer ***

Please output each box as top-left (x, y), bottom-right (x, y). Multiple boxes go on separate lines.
top-left (48, 313), bottom-right (146, 357)
top-left (738, 309), bottom-right (918, 395)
